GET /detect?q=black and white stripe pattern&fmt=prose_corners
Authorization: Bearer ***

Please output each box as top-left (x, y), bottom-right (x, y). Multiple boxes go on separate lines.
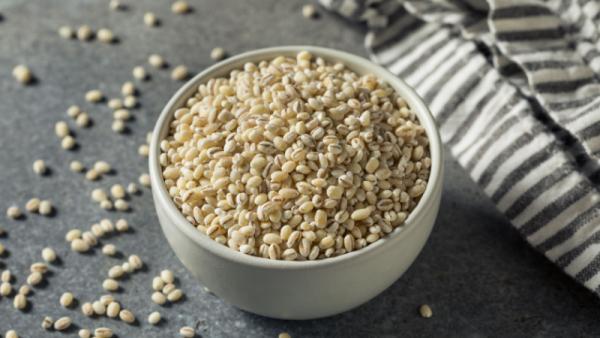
top-left (322, 0), bottom-right (600, 295)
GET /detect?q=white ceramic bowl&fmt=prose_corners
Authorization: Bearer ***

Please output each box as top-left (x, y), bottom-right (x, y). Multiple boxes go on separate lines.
top-left (149, 46), bottom-right (443, 320)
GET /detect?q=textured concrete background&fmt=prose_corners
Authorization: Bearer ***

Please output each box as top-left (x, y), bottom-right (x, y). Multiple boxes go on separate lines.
top-left (0, 0), bottom-right (600, 337)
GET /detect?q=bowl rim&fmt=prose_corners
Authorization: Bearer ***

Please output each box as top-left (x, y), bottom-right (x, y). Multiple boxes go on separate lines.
top-left (149, 45), bottom-right (443, 270)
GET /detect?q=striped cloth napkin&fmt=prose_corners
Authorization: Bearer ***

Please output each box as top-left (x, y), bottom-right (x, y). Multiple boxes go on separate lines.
top-left (321, 0), bottom-right (600, 294)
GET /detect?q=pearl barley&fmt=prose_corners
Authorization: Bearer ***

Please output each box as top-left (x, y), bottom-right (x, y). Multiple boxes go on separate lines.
top-left (149, 54), bottom-right (166, 68)
top-left (148, 311), bottom-right (161, 325)
top-left (171, 65), bottom-right (189, 81)
top-left (159, 52), bottom-right (430, 261)
top-left (42, 247), bottom-right (57, 262)
top-left (85, 89), bottom-right (103, 103)
top-left (33, 159), bottom-right (47, 175)
top-left (97, 28), bottom-right (115, 43)
top-left (144, 12), bottom-right (159, 27)
top-left (12, 65), bottom-right (33, 84)
top-left (210, 47), bottom-right (225, 61)
top-left (133, 66), bottom-right (147, 80)
top-left (171, 1), bottom-right (190, 14)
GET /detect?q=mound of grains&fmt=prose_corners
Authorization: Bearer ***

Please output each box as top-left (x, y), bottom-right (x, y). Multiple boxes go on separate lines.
top-left (159, 51), bottom-right (431, 261)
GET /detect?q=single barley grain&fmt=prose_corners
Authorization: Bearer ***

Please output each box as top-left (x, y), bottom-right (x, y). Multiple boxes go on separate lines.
top-left (13, 293), bottom-right (27, 310)
top-left (79, 328), bottom-right (92, 338)
top-left (54, 316), bottom-right (72, 331)
top-left (33, 159), bottom-right (47, 175)
top-left (42, 247), bottom-right (57, 262)
top-left (5, 330), bottom-right (18, 338)
top-left (60, 292), bottom-right (75, 307)
top-left (119, 309), bottom-right (135, 323)
top-left (94, 161), bottom-right (111, 174)
top-left (102, 244), bottom-right (117, 256)
top-left (103, 278), bottom-right (119, 291)
top-left (112, 120), bottom-right (125, 133)
top-left (152, 276), bottom-right (164, 291)
top-left (18, 285), bottom-right (31, 296)
top-left (148, 311), bottom-right (161, 325)
top-left (77, 25), bottom-right (93, 41)
top-left (58, 25), bottom-right (74, 39)
top-left (92, 300), bottom-right (106, 315)
top-left (180, 326), bottom-right (195, 337)
top-left (85, 89), bottom-right (103, 103)
top-left (61, 135), bottom-right (76, 150)
top-left (70, 160), bottom-right (84, 172)
top-left (108, 98), bottom-right (123, 109)
top-left (167, 289), bottom-right (183, 302)
top-left (106, 301), bottom-right (120, 318)
top-left (100, 294), bottom-right (115, 306)
top-left (279, 333), bottom-right (292, 338)
top-left (160, 270), bottom-right (174, 284)
top-left (92, 188), bottom-right (108, 202)
top-left (100, 200), bottom-right (113, 210)
top-left (41, 316), bottom-right (54, 330)
top-left (25, 198), bottom-right (40, 212)
top-left (113, 108), bottom-right (131, 121)
top-left (128, 255), bottom-right (143, 270)
top-left (110, 184), bottom-right (126, 199)
top-left (127, 183), bottom-right (138, 194)
top-left (0, 282), bottom-right (12, 296)
top-left (171, 1), bottom-right (190, 14)
top-left (138, 144), bottom-right (149, 156)
top-left (151, 291), bottom-right (167, 305)
top-left (144, 12), bottom-right (158, 27)
top-left (109, 0), bottom-right (123, 10)
top-left (90, 224), bottom-right (103, 237)
top-left (108, 265), bottom-right (124, 279)
top-left (76, 112), bottom-right (90, 127)
top-left (39, 200), bottom-right (52, 215)
top-left (97, 28), bottom-right (115, 43)
top-left (171, 65), bottom-right (188, 81)
top-left (67, 105), bottom-right (81, 118)
top-left (31, 262), bottom-right (49, 274)
top-left (302, 4), bottom-right (317, 18)
top-left (121, 81), bottom-right (136, 96)
top-left (1, 270), bottom-right (11, 283)
top-left (210, 47), bottom-right (225, 61)
top-left (95, 327), bottom-right (114, 338)
top-left (148, 54), bottom-right (166, 68)
top-left (55, 121), bottom-right (70, 138)
top-left (114, 199), bottom-right (129, 211)
top-left (27, 271), bottom-right (43, 286)
top-left (132, 66), bottom-right (147, 81)
top-left (81, 302), bottom-right (95, 317)
top-left (71, 238), bottom-right (90, 252)
top-left (121, 262), bottom-right (132, 273)
top-left (139, 173), bottom-right (150, 186)
top-left (162, 283), bottom-right (176, 295)
top-left (419, 304), bottom-right (433, 318)
top-left (82, 231), bottom-right (98, 247)
top-left (115, 219), bottom-right (128, 232)
top-left (12, 65), bottom-right (32, 84)
top-left (65, 229), bottom-right (81, 241)
top-left (123, 95), bottom-right (137, 108)
top-left (6, 206), bottom-right (21, 219)
top-left (101, 219), bottom-right (115, 233)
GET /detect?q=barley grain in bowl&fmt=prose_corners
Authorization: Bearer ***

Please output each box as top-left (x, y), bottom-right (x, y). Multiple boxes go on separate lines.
top-left (150, 46), bottom-right (443, 319)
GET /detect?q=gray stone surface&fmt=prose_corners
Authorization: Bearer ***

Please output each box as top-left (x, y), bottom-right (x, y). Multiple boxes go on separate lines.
top-left (0, 0), bottom-right (599, 337)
